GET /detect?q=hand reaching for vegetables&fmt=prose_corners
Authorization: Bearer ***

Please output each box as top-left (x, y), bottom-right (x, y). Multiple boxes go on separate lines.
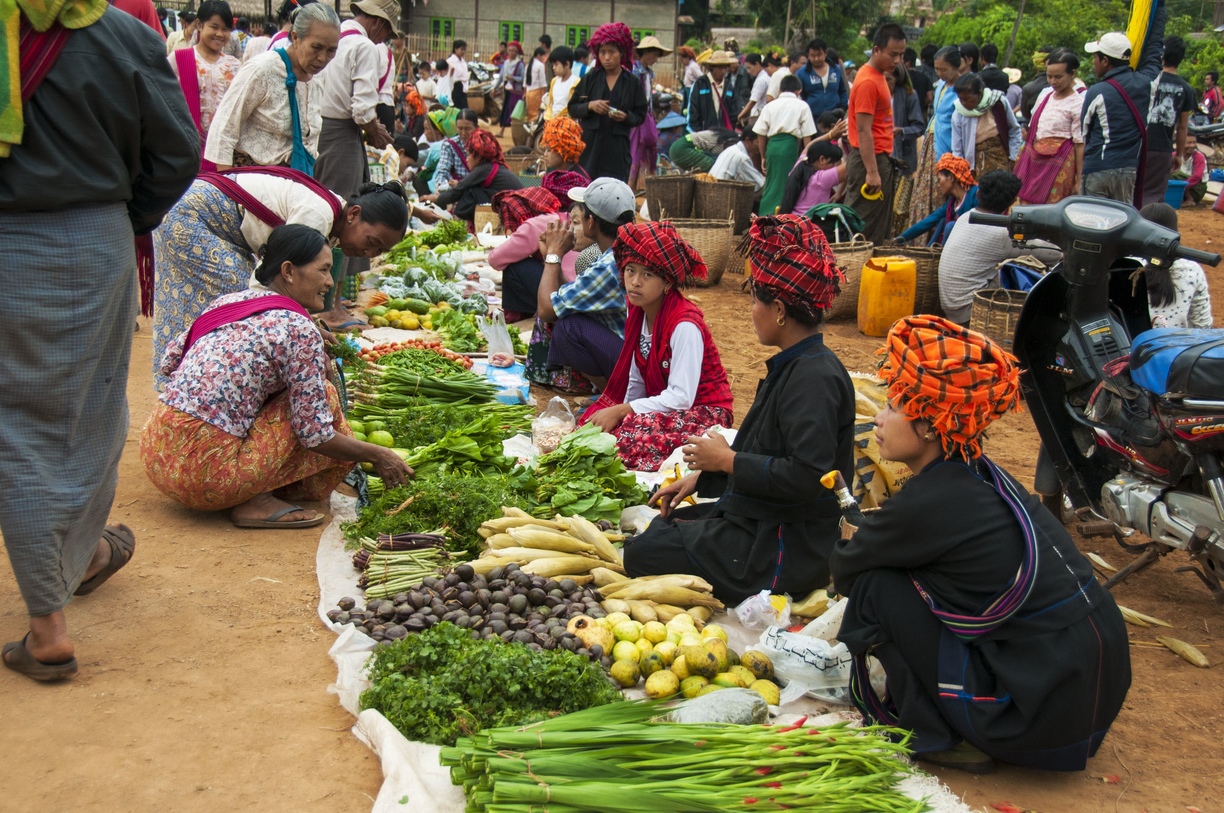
top-left (682, 429), bottom-right (735, 474)
top-left (588, 403), bottom-right (632, 434)
top-left (650, 473), bottom-right (698, 519)
top-left (371, 446), bottom-right (414, 488)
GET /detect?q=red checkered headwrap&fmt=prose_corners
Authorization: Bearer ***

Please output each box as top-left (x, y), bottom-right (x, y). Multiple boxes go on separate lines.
top-left (613, 221), bottom-right (707, 288)
top-left (587, 22), bottom-right (636, 71)
top-left (877, 315), bottom-right (1021, 460)
top-left (493, 188), bottom-right (562, 234)
top-left (738, 214), bottom-right (844, 319)
top-left (466, 129), bottom-right (504, 165)
top-left (542, 169), bottom-right (589, 202)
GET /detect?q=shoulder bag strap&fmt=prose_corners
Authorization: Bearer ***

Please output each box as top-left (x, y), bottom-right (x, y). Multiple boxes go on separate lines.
top-left (175, 46), bottom-right (202, 134)
top-left (1105, 77), bottom-right (1148, 208)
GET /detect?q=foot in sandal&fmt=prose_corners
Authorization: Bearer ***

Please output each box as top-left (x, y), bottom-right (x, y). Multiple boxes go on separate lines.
top-left (229, 493), bottom-right (325, 529)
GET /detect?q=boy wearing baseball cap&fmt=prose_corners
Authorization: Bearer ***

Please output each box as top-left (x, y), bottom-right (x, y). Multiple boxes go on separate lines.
top-left (1080, 0), bottom-right (1167, 206)
top-left (534, 178), bottom-right (637, 388)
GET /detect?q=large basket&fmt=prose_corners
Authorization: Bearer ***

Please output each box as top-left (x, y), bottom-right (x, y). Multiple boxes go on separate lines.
top-left (646, 174), bottom-right (695, 221)
top-left (970, 288), bottom-right (1026, 350)
top-left (468, 95), bottom-right (486, 115)
top-left (873, 245), bottom-right (942, 316)
top-left (825, 235), bottom-right (875, 322)
top-left (505, 153), bottom-right (543, 175)
top-left (667, 218), bottom-right (734, 287)
top-left (694, 178), bottom-right (756, 234)
top-left (473, 204), bottom-right (500, 234)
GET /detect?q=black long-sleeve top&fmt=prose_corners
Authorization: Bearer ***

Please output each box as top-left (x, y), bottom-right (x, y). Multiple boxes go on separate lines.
top-left (0, 7), bottom-right (200, 235)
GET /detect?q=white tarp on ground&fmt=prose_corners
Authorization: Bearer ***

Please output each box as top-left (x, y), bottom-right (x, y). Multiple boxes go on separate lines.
top-left (315, 493), bottom-right (976, 813)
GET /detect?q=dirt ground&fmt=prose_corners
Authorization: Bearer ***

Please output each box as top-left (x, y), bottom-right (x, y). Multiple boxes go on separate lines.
top-left (1, 207), bottom-right (1222, 813)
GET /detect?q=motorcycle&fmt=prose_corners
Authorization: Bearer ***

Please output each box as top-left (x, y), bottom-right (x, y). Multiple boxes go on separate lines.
top-left (1188, 111), bottom-right (1224, 148)
top-left (970, 197), bottom-right (1224, 600)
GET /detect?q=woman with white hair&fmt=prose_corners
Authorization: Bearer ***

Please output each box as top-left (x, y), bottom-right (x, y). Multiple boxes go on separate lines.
top-left (205, 2), bottom-right (342, 172)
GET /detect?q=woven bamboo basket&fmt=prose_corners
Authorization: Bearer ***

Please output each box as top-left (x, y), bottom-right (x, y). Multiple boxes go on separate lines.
top-left (825, 235), bottom-right (875, 322)
top-left (504, 153), bottom-right (543, 175)
top-left (646, 174), bottom-right (695, 221)
top-left (970, 288), bottom-right (1026, 350)
top-left (693, 178), bottom-right (756, 234)
top-left (872, 245), bottom-right (943, 315)
top-left (667, 218), bottom-right (734, 287)
top-left (468, 95), bottom-right (486, 115)
top-left (473, 204), bottom-right (501, 234)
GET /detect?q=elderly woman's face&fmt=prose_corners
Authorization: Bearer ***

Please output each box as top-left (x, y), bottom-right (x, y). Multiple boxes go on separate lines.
top-left (290, 22), bottom-right (340, 79)
top-left (456, 118), bottom-right (476, 141)
top-left (710, 65), bottom-right (728, 82)
top-left (957, 89), bottom-right (982, 110)
top-left (598, 44), bottom-right (621, 71)
top-left (280, 244), bottom-right (334, 312)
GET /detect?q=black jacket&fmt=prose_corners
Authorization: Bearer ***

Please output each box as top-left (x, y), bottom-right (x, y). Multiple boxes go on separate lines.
top-left (0, 7), bottom-right (199, 234)
top-left (687, 74), bottom-right (744, 133)
top-left (567, 68), bottom-right (648, 143)
top-left (435, 163), bottom-right (523, 222)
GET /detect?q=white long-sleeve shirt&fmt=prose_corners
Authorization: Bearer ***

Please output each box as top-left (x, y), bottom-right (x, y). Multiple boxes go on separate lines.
top-left (625, 321), bottom-right (704, 414)
top-left (315, 19), bottom-right (380, 125)
top-left (1149, 259), bottom-right (1213, 329)
top-left (709, 142), bottom-right (765, 191)
top-left (205, 49), bottom-right (322, 166)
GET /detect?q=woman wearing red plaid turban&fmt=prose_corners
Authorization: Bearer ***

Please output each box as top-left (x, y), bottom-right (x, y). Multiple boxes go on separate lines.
top-left (423, 129), bottom-right (523, 224)
top-left (577, 222), bottom-right (733, 471)
top-left (488, 188), bottom-right (578, 322)
top-left (567, 23), bottom-right (649, 182)
top-left (829, 316), bottom-right (1130, 775)
top-left (623, 214), bottom-right (856, 603)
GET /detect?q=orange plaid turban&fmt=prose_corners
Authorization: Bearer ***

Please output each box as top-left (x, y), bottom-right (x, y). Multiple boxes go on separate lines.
top-left (935, 154), bottom-right (977, 188)
top-left (613, 221), bottom-right (707, 287)
top-left (878, 315), bottom-right (1021, 460)
top-left (541, 117), bottom-right (586, 163)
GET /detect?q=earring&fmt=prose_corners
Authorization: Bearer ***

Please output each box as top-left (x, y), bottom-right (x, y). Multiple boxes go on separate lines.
top-left (776, 316), bottom-right (786, 327)
top-left (924, 434), bottom-right (935, 441)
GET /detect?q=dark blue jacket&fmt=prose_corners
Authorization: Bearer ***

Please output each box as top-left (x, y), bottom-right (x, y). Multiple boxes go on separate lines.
top-left (798, 62), bottom-right (848, 118)
top-left (1081, 3), bottom-right (1167, 175)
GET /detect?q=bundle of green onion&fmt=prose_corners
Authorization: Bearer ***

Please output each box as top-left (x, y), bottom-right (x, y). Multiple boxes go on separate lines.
top-left (354, 364), bottom-right (498, 406)
top-left (440, 701), bottom-right (923, 813)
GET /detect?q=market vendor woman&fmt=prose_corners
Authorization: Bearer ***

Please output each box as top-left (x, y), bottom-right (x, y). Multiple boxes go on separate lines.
top-left (624, 215), bottom-right (855, 603)
top-left (142, 225), bottom-right (412, 528)
top-left (830, 316), bottom-right (1130, 774)
top-left (579, 221), bottom-right (734, 472)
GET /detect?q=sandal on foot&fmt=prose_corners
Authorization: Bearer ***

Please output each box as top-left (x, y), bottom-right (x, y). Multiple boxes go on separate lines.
top-left (2, 635), bottom-right (78, 682)
top-left (232, 505), bottom-right (326, 530)
top-left (74, 523), bottom-right (136, 597)
top-left (916, 742), bottom-right (995, 774)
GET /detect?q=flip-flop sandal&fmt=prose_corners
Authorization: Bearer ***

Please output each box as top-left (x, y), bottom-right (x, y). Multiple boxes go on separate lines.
top-left (232, 505), bottom-right (326, 530)
top-left (2, 635), bottom-right (78, 682)
top-left (74, 523), bottom-right (136, 597)
top-left (324, 320), bottom-right (368, 331)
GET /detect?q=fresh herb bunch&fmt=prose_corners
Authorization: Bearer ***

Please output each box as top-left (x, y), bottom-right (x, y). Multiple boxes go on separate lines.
top-left (377, 348), bottom-right (472, 378)
top-left (342, 472), bottom-right (530, 557)
top-left (433, 308), bottom-right (484, 353)
top-left (383, 220), bottom-right (471, 266)
top-left (361, 622), bottom-right (622, 746)
top-left (384, 403), bottom-right (530, 451)
top-left (401, 413), bottom-right (520, 478)
top-left (510, 425), bottom-right (648, 524)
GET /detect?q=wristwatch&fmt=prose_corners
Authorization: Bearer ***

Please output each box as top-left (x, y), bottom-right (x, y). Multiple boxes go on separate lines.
top-left (544, 253), bottom-right (562, 265)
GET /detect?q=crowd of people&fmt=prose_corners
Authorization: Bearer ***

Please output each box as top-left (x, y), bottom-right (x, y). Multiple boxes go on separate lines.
top-left (3, 0), bottom-right (1218, 788)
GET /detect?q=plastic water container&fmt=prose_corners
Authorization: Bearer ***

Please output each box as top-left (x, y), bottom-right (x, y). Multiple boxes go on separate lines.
top-left (1165, 179), bottom-right (1188, 210)
top-left (858, 256), bottom-right (917, 337)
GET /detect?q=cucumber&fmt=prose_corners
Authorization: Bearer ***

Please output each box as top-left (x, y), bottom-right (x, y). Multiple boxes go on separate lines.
top-left (386, 298), bottom-right (410, 310)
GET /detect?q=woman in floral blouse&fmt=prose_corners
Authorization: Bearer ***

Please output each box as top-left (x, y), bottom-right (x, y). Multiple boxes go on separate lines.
top-left (141, 226), bottom-right (412, 529)
top-left (168, 0), bottom-right (243, 171)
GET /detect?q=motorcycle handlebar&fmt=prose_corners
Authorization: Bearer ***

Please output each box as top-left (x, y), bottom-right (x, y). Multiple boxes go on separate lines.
top-left (1177, 245), bottom-right (1222, 267)
top-left (968, 212), bottom-right (1012, 228)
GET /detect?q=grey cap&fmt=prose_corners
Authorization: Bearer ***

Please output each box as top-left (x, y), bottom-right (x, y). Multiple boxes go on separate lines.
top-left (568, 177), bottom-right (636, 222)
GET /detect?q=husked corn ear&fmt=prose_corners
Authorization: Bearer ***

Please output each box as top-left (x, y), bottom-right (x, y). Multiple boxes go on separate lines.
top-left (1157, 636), bottom-right (1210, 668)
top-left (591, 567), bottom-right (629, 588)
top-left (601, 598), bottom-right (631, 615)
top-left (480, 546), bottom-right (596, 562)
top-left (650, 603), bottom-right (687, 623)
top-left (626, 599), bottom-right (659, 623)
top-left (466, 556), bottom-right (519, 575)
top-left (481, 516), bottom-right (567, 534)
top-left (520, 556), bottom-right (613, 578)
top-left (632, 574), bottom-right (715, 592)
top-left (485, 533), bottom-right (517, 549)
top-left (606, 581), bottom-right (723, 608)
top-left (562, 514), bottom-right (623, 564)
top-left (508, 527), bottom-right (598, 554)
top-left (502, 507), bottom-right (532, 519)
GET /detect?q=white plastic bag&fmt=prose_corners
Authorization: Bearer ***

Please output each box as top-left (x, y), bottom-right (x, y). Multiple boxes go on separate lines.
top-left (751, 626), bottom-right (857, 705)
top-left (734, 589), bottom-right (792, 629)
top-left (477, 311), bottom-right (516, 367)
top-left (532, 396), bottom-right (575, 454)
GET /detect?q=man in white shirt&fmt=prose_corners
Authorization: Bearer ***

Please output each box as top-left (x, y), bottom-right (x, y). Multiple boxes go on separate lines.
top-left (314, 0), bottom-right (397, 328)
top-left (544, 46), bottom-right (580, 120)
top-left (447, 40), bottom-right (470, 109)
top-left (737, 53), bottom-right (771, 128)
top-left (766, 53), bottom-right (803, 102)
top-left (710, 131), bottom-right (765, 191)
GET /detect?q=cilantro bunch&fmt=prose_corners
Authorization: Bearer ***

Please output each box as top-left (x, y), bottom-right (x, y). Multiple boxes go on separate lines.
top-left (511, 425), bottom-right (648, 524)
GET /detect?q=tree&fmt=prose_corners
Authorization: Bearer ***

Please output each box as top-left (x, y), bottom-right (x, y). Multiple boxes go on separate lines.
top-left (745, 0), bottom-right (886, 51)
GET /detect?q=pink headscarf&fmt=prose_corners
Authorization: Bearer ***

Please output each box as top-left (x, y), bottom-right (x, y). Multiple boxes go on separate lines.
top-left (587, 22), bottom-right (636, 71)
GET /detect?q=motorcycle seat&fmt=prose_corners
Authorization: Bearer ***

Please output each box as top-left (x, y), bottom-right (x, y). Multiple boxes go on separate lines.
top-left (1130, 328), bottom-right (1224, 400)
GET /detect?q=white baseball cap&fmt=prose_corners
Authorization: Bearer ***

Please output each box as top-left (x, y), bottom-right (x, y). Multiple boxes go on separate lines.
top-left (1085, 32), bottom-right (1132, 61)
top-left (568, 178), bottom-right (636, 222)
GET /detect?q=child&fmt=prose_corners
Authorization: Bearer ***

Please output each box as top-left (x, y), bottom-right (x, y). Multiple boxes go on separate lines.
top-left (753, 73), bottom-right (817, 217)
top-left (579, 221), bottom-right (734, 472)
top-left (780, 141), bottom-right (846, 215)
top-left (392, 135), bottom-right (419, 184)
top-left (433, 58), bottom-right (453, 107)
top-left (1138, 202), bottom-right (1212, 329)
top-left (415, 61), bottom-right (437, 106)
top-left (544, 46), bottom-right (581, 120)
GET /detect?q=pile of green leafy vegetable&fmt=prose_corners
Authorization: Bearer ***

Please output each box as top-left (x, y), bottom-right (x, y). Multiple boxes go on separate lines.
top-left (510, 425), bottom-right (649, 524)
top-left (342, 472), bottom-right (529, 557)
top-left (383, 220), bottom-right (470, 266)
top-left (400, 413), bottom-right (519, 478)
top-left (380, 403), bottom-right (530, 451)
top-left (353, 349), bottom-right (498, 407)
top-left (361, 622), bottom-right (622, 746)
top-left (433, 308), bottom-right (484, 352)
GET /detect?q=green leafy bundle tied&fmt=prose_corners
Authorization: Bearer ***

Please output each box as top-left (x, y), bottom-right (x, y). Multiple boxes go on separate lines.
top-left (342, 472), bottom-right (529, 557)
top-left (361, 623), bottom-right (623, 746)
top-left (511, 425), bottom-right (649, 524)
top-left (400, 413), bottom-right (520, 478)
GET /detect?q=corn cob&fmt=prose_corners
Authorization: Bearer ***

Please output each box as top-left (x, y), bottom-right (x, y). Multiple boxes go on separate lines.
top-left (1157, 636), bottom-right (1210, 667)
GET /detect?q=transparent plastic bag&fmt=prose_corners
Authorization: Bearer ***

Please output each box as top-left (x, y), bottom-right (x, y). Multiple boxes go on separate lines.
top-left (477, 311), bottom-right (516, 367)
top-left (734, 590), bottom-right (792, 629)
top-left (532, 396), bottom-right (576, 454)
